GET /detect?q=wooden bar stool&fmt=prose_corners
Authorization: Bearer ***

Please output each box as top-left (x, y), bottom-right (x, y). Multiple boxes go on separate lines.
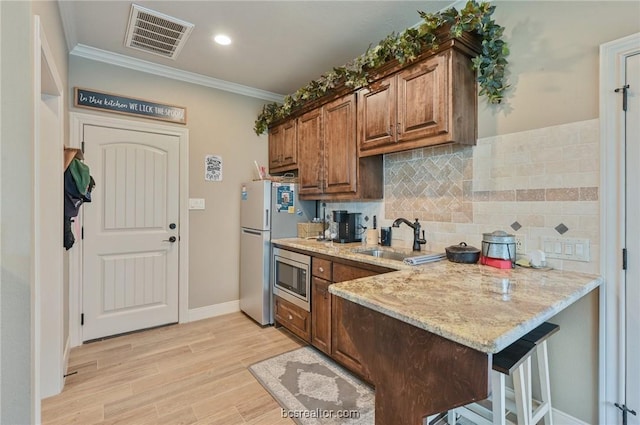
top-left (447, 322), bottom-right (559, 425)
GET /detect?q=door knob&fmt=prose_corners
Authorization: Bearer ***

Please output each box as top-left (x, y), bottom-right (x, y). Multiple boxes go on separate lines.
top-left (163, 236), bottom-right (177, 243)
top-left (169, 223), bottom-right (176, 229)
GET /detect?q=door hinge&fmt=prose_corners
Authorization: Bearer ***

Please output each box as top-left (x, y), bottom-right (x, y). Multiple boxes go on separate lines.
top-left (615, 403), bottom-right (637, 425)
top-left (81, 313), bottom-right (84, 326)
top-left (623, 248), bottom-right (627, 270)
top-left (614, 84), bottom-right (630, 111)
top-left (81, 141), bottom-right (85, 153)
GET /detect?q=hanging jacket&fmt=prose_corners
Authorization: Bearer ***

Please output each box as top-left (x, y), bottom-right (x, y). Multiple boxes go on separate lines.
top-left (64, 168), bottom-right (84, 218)
top-left (69, 158), bottom-right (91, 195)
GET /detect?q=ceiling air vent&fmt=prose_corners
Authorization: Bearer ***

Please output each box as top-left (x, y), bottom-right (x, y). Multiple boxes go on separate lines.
top-left (124, 4), bottom-right (194, 60)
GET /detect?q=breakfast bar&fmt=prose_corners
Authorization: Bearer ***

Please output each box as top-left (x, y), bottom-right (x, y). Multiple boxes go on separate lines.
top-left (273, 238), bottom-right (602, 425)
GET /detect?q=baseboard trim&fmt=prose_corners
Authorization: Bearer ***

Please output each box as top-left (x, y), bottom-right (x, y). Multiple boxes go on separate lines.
top-left (62, 336), bottom-right (70, 389)
top-left (552, 408), bottom-right (589, 425)
top-left (63, 335), bottom-right (70, 366)
top-left (188, 300), bottom-right (240, 322)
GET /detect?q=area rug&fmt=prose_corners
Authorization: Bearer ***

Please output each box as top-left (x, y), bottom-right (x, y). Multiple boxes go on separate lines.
top-left (249, 346), bottom-right (374, 425)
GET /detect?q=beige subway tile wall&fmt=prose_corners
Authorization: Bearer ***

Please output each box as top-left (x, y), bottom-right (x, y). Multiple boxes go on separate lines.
top-left (327, 119), bottom-right (600, 274)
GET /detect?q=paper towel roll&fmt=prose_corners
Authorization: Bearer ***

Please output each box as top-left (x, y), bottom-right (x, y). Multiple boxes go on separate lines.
top-left (365, 229), bottom-right (379, 246)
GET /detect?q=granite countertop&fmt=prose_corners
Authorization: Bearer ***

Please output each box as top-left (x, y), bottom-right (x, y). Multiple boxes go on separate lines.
top-left (273, 237), bottom-right (602, 354)
top-left (272, 237), bottom-right (424, 270)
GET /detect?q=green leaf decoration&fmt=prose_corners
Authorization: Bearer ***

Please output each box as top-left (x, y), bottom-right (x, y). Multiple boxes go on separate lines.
top-left (254, 0), bottom-right (510, 135)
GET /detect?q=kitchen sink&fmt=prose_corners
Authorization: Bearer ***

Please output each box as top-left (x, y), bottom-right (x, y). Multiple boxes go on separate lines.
top-left (358, 249), bottom-right (408, 261)
top-left (355, 248), bottom-right (446, 263)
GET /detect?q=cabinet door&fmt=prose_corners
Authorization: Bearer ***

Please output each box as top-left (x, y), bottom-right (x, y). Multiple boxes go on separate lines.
top-left (298, 108), bottom-right (324, 196)
top-left (329, 263), bottom-right (384, 381)
top-left (268, 124), bottom-right (284, 171)
top-left (331, 295), bottom-right (369, 381)
top-left (311, 277), bottom-right (332, 355)
top-left (397, 52), bottom-right (448, 143)
top-left (280, 120), bottom-right (297, 168)
top-left (268, 121), bottom-right (297, 173)
top-left (324, 94), bottom-right (357, 195)
top-left (357, 76), bottom-right (396, 152)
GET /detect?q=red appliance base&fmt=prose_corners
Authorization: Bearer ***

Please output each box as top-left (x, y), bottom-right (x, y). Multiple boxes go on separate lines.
top-left (480, 255), bottom-right (514, 269)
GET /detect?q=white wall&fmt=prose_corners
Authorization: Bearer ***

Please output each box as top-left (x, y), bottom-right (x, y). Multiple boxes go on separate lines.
top-left (68, 56), bottom-right (269, 310)
top-left (479, 1), bottom-right (640, 138)
top-left (1, 2), bottom-right (35, 423)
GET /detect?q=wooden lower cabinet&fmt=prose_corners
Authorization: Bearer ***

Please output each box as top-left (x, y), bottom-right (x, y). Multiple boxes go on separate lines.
top-left (275, 296), bottom-right (311, 343)
top-left (311, 277), bottom-right (332, 355)
top-left (273, 247), bottom-right (392, 381)
top-left (331, 295), bottom-right (370, 382)
top-left (309, 256), bottom-right (391, 382)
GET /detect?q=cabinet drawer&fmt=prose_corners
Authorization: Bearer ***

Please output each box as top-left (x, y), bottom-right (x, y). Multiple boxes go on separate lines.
top-left (312, 257), bottom-right (332, 280)
top-left (333, 263), bottom-right (379, 283)
top-left (275, 296), bottom-right (311, 342)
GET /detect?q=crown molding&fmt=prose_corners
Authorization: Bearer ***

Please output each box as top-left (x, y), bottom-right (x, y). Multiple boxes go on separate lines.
top-left (70, 44), bottom-right (285, 103)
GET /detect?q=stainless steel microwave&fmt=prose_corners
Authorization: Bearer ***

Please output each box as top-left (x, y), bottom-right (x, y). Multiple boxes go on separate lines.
top-left (272, 247), bottom-right (311, 312)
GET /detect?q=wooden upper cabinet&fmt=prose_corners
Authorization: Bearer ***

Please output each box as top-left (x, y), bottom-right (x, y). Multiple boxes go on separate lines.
top-left (323, 94), bottom-right (357, 195)
top-left (268, 120), bottom-right (297, 173)
top-left (397, 53), bottom-right (448, 142)
top-left (358, 49), bottom-right (477, 157)
top-left (298, 95), bottom-right (357, 197)
top-left (297, 108), bottom-right (324, 196)
top-left (298, 93), bottom-right (382, 200)
top-left (357, 76), bottom-right (396, 149)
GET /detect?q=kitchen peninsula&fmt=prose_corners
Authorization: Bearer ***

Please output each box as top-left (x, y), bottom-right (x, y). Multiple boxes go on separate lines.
top-left (273, 238), bottom-right (602, 425)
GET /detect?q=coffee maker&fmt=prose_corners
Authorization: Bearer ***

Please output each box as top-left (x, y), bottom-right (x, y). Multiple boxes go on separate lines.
top-left (332, 210), bottom-right (361, 243)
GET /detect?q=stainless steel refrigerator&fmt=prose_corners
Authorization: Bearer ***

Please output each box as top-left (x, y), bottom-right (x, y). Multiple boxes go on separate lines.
top-left (239, 180), bottom-right (315, 325)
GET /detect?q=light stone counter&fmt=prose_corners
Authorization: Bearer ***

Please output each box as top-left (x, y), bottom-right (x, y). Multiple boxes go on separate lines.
top-left (273, 237), bottom-right (602, 354)
top-left (272, 237), bottom-right (425, 270)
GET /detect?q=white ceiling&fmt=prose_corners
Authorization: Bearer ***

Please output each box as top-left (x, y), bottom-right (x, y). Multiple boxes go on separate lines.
top-left (59, 1), bottom-right (456, 101)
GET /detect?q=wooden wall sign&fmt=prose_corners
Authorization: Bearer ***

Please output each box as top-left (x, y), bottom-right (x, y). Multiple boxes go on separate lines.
top-left (74, 87), bottom-right (187, 124)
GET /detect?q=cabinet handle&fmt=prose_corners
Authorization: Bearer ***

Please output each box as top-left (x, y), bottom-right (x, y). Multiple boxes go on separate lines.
top-left (318, 266), bottom-right (324, 273)
top-left (288, 314), bottom-right (293, 320)
top-left (397, 122), bottom-right (401, 136)
top-left (284, 156), bottom-right (293, 161)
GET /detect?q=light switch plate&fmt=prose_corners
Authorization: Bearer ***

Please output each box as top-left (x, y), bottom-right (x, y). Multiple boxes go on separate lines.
top-left (541, 236), bottom-right (590, 262)
top-left (189, 198), bottom-right (205, 210)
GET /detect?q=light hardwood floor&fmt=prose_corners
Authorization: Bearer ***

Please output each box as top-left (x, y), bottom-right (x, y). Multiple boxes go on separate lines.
top-left (42, 312), bottom-right (304, 425)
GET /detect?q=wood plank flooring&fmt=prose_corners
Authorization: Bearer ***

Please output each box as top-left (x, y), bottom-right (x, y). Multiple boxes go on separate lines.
top-left (42, 312), bottom-right (304, 425)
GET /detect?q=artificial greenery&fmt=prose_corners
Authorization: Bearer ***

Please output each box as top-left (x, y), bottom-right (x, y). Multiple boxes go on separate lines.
top-left (254, 0), bottom-right (509, 135)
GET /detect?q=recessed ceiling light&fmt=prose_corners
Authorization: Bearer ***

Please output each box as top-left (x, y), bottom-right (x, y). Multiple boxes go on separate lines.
top-left (214, 34), bottom-right (231, 46)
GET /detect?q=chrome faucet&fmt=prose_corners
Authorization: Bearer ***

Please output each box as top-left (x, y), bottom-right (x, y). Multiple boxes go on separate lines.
top-left (392, 218), bottom-right (427, 251)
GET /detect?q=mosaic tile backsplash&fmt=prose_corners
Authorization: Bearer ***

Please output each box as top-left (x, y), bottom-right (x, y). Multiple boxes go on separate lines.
top-left (326, 119), bottom-right (600, 274)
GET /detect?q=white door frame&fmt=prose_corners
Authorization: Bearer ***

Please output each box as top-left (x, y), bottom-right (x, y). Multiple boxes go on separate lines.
top-left (599, 32), bottom-right (640, 425)
top-left (69, 112), bottom-right (189, 347)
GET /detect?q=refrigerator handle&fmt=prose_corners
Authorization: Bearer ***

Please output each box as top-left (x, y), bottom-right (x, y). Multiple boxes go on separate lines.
top-left (265, 209), bottom-right (270, 228)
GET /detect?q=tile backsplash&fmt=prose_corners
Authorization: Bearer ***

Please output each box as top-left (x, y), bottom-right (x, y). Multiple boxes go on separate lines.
top-left (326, 119), bottom-right (600, 274)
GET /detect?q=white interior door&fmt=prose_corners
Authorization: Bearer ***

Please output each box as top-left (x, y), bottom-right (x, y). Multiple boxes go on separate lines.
top-left (82, 124), bottom-right (180, 341)
top-left (625, 52), bottom-right (640, 425)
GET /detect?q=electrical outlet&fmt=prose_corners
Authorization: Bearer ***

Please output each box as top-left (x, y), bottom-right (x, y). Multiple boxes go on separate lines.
top-left (515, 235), bottom-right (526, 254)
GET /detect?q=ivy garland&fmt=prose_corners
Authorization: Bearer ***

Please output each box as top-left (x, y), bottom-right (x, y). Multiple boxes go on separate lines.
top-left (254, 0), bottom-right (509, 135)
